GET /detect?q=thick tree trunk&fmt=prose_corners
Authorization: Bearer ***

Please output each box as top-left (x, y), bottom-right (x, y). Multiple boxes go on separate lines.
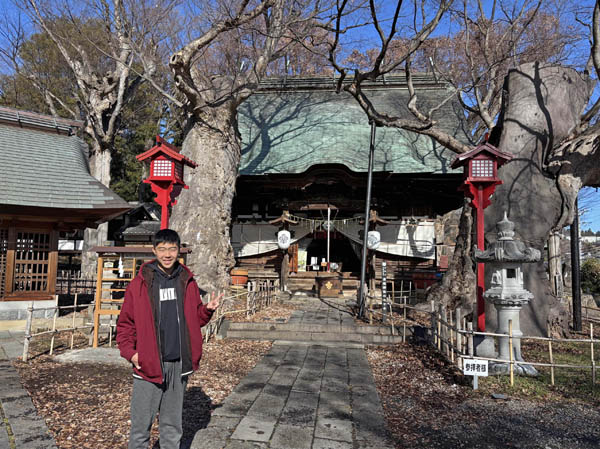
top-left (428, 63), bottom-right (596, 337)
top-left (81, 145), bottom-right (111, 278)
top-left (486, 63), bottom-right (591, 336)
top-left (170, 113), bottom-right (239, 292)
top-left (427, 202), bottom-right (475, 313)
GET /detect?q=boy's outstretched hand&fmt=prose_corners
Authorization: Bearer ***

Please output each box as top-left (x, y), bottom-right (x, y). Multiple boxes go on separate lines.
top-left (206, 291), bottom-right (223, 311)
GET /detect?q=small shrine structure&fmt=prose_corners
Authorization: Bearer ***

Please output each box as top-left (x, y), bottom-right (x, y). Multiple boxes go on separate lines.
top-left (136, 136), bottom-right (197, 229)
top-left (0, 107), bottom-right (130, 318)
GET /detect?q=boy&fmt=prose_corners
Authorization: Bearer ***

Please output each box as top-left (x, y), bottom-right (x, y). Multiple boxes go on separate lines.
top-left (117, 229), bottom-right (221, 449)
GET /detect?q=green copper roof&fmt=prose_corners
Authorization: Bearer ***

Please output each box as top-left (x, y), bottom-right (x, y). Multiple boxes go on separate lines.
top-left (238, 79), bottom-right (470, 176)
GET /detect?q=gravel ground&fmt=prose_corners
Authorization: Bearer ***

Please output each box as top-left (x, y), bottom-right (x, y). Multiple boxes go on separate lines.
top-left (367, 343), bottom-right (600, 449)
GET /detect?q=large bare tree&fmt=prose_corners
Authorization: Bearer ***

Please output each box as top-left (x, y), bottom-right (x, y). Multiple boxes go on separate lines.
top-left (2, 0), bottom-right (180, 275)
top-left (327, 0), bottom-right (600, 335)
top-left (167, 0), bottom-right (360, 290)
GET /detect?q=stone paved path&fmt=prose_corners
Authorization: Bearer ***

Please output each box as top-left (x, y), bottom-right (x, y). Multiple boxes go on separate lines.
top-left (189, 298), bottom-right (394, 449)
top-left (0, 330), bottom-right (57, 449)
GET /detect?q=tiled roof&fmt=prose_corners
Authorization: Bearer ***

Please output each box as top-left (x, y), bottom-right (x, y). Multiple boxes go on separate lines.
top-left (0, 121), bottom-right (131, 214)
top-left (122, 220), bottom-right (161, 236)
top-left (238, 76), bottom-right (471, 175)
top-left (136, 136), bottom-right (197, 168)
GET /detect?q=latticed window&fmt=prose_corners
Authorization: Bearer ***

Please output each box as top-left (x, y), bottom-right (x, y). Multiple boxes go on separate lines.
top-left (13, 232), bottom-right (50, 292)
top-left (152, 159), bottom-right (172, 177)
top-left (471, 159), bottom-right (494, 178)
top-left (0, 229), bottom-right (8, 297)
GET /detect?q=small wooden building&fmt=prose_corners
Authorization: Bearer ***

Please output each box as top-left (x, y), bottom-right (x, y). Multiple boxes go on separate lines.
top-left (0, 107), bottom-right (130, 317)
top-left (231, 74), bottom-right (470, 295)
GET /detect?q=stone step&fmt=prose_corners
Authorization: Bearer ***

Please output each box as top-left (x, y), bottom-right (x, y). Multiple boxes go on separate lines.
top-left (220, 320), bottom-right (407, 344)
top-left (225, 321), bottom-right (397, 335)
top-left (223, 328), bottom-right (406, 344)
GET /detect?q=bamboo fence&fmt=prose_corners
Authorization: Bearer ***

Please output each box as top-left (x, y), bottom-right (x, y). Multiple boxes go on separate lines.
top-left (428, 300), bottom-right (600, 387)
top-left (201, 280), bottom-right (278, 342)
top-left (22, 279), bottom-right (280, 360)
top-left (22, 294), bottom-right (93, 361)
top-left (364, 282), bottom-right (422, 343)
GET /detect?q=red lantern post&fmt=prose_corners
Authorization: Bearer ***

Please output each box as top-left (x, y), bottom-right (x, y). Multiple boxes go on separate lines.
top-left (136, 136), bottom-right (197, 229)
top-left (451, 143), bottom-right (512, 332)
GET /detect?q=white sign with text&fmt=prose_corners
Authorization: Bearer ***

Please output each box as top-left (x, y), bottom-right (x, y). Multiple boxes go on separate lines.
top-left (463, 359), bottom-right (489, 377)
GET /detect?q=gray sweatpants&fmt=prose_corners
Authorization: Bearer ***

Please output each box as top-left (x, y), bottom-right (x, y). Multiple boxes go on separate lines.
top-left (128, 361), bottom-right (188, 449)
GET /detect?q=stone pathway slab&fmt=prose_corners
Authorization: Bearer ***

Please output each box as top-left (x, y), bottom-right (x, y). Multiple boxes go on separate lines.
top-left (191, 297), bottom-right (394, 448)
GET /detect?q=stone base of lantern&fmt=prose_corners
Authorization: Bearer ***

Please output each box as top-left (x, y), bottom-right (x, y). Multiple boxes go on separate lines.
top-left (489, 361), bottom-right (539, 377)
top-left (475, 335), bottom-right (498, 358)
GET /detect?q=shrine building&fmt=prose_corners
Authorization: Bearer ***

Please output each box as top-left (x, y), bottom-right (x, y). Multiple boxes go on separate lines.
top-left (0, 107), bottom-right (130, 318)
top-left (230, 74), bottom-right (471, 296)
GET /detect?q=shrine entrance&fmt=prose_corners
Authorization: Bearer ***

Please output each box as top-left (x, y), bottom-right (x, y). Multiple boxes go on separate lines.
top-left (303, 230), bottom-right (361, 274)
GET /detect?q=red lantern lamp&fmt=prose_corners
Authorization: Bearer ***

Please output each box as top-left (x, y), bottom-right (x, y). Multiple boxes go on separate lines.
top-left (136, 136), bottom-right (197, 229)
top-left (451, 142), bottom-right (512, 332)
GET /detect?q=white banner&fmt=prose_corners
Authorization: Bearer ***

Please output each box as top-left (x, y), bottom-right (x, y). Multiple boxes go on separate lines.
top-left (333, 220), bottom-right (435, 259)
top-left (231, 223), bottom-right (311, 258)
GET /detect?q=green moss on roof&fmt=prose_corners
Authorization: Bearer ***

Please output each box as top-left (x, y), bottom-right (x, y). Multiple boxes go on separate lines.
top-left (238, 83), bottom-right (470, 175)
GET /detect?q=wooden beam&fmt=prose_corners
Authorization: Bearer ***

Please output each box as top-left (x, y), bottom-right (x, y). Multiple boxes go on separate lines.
top-left (47, 230), bottom-right (59, 295)
top-left (4, 227), bottom-right (16, 295)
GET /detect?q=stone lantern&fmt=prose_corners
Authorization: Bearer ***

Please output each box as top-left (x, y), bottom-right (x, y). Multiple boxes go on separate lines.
top-left (474, 212), bottom-right (540, 376)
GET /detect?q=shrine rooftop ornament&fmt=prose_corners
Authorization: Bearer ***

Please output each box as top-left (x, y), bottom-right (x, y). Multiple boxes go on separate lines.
top-left (451, 142), bottom-right (512, 332)
top-left (136, 136), bottom-right (198, 229)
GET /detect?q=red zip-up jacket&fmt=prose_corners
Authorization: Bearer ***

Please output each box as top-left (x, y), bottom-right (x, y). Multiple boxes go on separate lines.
top-left (116, 261), bottom-right (213, 383)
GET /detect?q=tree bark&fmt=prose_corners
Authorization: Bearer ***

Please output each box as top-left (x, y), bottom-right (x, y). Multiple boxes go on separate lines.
top-left (81, 144), bottom-right (112, 278)
top-left (169, 111), bottom-right (239, 292)
top-left (486, 63), bottom-right (591, 336)
top-left (427, 202), bottom-right (475, 313)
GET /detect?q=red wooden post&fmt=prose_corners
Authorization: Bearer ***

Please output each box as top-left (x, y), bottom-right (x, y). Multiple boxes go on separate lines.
top-left (451, 143), bottom-right (512, 332)
top-left (476, 185), bottom-right (485, 332)
top-left (136, 136), bottom-right (197, 230)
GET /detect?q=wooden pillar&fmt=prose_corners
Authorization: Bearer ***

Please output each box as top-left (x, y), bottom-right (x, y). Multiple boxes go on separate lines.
top-left (48, 230), bottom-right (59, 295)
top-left (4, 227), bottom-right (16, 295)
top-left (92, 256), bottom-right (103, 348)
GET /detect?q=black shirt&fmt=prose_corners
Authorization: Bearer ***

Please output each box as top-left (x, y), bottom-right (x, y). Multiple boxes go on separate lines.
top-left (151, 262), bottom-right (182, 361)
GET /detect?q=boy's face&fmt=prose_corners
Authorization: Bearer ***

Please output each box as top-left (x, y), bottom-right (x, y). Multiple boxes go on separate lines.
top-left (152, 241), bottom-right (180, 271)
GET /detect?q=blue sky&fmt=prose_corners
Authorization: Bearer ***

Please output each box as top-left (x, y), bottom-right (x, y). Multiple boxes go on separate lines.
top-left (1, 0), bottom-right (599, 231)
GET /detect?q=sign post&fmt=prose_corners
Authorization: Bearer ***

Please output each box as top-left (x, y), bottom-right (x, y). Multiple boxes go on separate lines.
top-left (463, 358), bottom-right (489, 390)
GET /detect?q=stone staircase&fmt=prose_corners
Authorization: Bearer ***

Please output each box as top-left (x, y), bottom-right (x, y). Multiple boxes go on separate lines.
top-left (220, 297), bottom-right (405, 345)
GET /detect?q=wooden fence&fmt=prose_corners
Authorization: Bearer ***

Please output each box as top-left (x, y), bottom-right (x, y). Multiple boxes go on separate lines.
top-left (22, 294), bottom-right (92, 361)
top-left (364, 284), bottom-right (419, 342)
top-left (429, 301), bottom-right (599, 387)
top-left (201, 280), bottom-right (278, 342)
top-left (22, 280), bottom-right (279, 360)
top-left (55, 272), bottom-right (95, 295)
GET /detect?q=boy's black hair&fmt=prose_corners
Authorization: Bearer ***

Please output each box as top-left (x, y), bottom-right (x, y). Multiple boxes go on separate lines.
top-left (152, 229), bottom-right (181, 248)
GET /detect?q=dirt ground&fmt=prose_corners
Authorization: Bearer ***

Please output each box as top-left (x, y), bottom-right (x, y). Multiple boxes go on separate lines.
top-left (367, 343), bottom-right (600, 449)
top-left (13, 305), bottom-right (600, 449)
top-left (14, 339), bottom-right (272, 449)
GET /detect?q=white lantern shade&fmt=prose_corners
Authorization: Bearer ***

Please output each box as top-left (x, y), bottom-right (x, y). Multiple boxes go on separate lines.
top-left (367, 231), bottom-right (381, 250)
top-left (277, 230), bottom-right (291, 250)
